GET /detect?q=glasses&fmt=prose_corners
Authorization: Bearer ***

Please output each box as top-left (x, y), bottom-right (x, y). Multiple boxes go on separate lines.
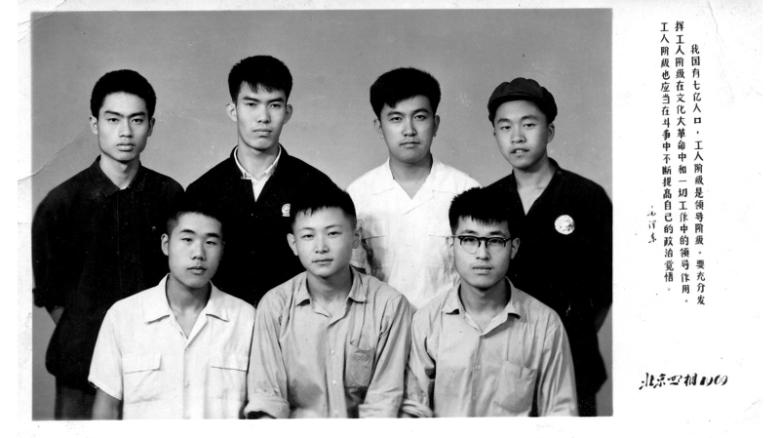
top-left (451, 235), bottom-right (513, 254)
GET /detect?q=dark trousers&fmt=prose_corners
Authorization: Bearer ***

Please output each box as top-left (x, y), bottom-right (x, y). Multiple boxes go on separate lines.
top-left (577, 391), bottom-right (598, 416)
top-left (54, 380), bottom-right (95, 420)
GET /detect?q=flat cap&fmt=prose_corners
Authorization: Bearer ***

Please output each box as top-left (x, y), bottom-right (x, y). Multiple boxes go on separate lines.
top-left (487, 77), bottom-right (557, 123)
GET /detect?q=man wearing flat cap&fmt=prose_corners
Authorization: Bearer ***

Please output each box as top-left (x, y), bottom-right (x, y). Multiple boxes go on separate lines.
top-left (484, 77), bottom-right (612, 416)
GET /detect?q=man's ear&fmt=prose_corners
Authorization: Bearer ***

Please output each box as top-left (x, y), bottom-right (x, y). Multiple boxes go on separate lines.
top-left (147, 117), bottom-right (155, 137)
top-left (286, 233), bottom-right (298, 256)
top-left (282, 103), bottom-right (293, 125)
top-left (89, 116), bottom-right (99, 135)
top-left (226, 102), bottom-right (237, 122)
top-left (432, 114), bottom-right (440, 137)
top-left (161, 234), bottom-right (170, 257)
top-left (509, 237), bottom-right (520, 259)
top-left (373, 118), bottom-right (384, 137)
top-left (547, 122), bottom-right (555, 143)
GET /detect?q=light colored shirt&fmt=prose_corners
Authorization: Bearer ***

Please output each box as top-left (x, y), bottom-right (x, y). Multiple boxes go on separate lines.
top-left (233, 145), bottom-right (281, 200)
top-left (244, 269), bottom-right (411, 418)
top-left (347, 159), bottom-right (479, 309)
top-left (402, 281), bottom-right (578, 417)
top-left (88, 276), bottom-right (255, 419)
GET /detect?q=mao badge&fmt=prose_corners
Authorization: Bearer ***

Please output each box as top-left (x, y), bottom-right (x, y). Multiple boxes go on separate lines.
top-left (554, 214), bottom-right (575, 235)
top-left (281, 203), bottom-right (291, 217)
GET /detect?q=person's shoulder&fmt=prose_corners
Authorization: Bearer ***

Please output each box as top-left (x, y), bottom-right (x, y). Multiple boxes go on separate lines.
top-left (485, 172), bottom-right (515, 192)
top-left (280, 151), bottom-right (332, 183)
top-left (140, 166), bottom-right (184, 193)
top-left (556, 165), bottom-right (610, 200)
top-left (510, 285), bottom-right (563, 327)
top-left (213, 285), bottom-right (255, 317)
top-left (39, 164), bottom-right (97, 207)
top-left (433, 161), bottom-right (480, 192)
top-left (360, 271), bottom-right (405, 303)
top-left (104, 284), bottom-right (160, 323)
top-left (257, 272), bottom-right (306, 313)
top-left (347, 163), bottom-right (385, 190)
top-left (186, 155), bottom-right (235, 192)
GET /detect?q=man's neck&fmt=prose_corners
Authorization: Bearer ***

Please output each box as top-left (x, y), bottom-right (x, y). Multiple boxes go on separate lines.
top-left (98, 155), bottom-right (139, 189)
top-left (165, 276), bottom-right (210, 313)
top-left (459, 279), bottom-right (509, 319)
top-left (236, 143), bottom-right (280, 179)
top-left (306, 268), bottom-right (352, 307)
top-left (512, 155), bottom-right (554, 189)
top-left (388, 154), bottom-right (433, 198)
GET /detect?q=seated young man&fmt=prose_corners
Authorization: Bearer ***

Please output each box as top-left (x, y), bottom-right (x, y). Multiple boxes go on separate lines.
top-left (88, 201), bottom-right (255, 419)
top-left (485, 77), bottom-right (612, 415)
top-left (245, 187), bottom-right (411, 418)
top-left (347, 67), bottom-right (479, 310)
top-left (402, 187), bottom-right (577, 417)
top-left (187, 55), bottom-right (335, 306)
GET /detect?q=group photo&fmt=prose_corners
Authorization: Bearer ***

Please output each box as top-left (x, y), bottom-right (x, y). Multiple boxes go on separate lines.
top-left (26, 9), bottom-right (613, 419)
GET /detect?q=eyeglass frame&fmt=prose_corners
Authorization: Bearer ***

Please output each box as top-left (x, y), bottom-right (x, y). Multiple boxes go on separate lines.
top-left (450, 234), bottom-right (515, 254)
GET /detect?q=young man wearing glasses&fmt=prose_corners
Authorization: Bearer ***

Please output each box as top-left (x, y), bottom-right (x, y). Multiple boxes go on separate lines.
top-left (401, 187), bottom-right (577, 417)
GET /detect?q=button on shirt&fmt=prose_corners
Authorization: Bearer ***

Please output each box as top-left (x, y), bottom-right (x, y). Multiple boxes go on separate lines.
top-left (402, 281), bottom-right (577, 417)
top-left (347, 159), bottom-right (479, 309)
top-left (88, 276), bottom-right (256, 419)
top-left (233, 146), bottom-right (281, 201)
top-left (245, 269), bottom-right (411, 418)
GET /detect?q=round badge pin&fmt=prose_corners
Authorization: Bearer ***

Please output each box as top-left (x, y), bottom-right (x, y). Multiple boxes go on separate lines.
top-left (554, 214), bottom-right (575, 235)
top-left (281, 203), bottom-right (291, 217)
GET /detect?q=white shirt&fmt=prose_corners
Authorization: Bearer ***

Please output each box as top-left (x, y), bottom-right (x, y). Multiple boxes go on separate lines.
top-left (88, 276), bottom-right (255, 419)
top-left (233, 146), bottom-right (282, 200)
top-left (347, 159), bottom-right (479, 309)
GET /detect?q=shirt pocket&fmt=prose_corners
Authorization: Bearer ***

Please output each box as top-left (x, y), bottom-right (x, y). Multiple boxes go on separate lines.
top-left (122, 353), bottom-right (163, 404)
top-left (207, 354), bottom-right (248, 401)
top-left (492, 361), bottom-right (537, 415)
top-left (345, 346), bottom-right (375, 391)
top-left (360, 222), bottom-right (392, 278)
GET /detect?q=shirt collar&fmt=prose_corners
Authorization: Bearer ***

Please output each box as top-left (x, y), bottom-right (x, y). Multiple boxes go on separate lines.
top-left (293, 267), bottom-right (367, 306)
top-left (233, 145), bottom-right (282, 182)
top-left (85, 156), bottom-right (148, 199)
top-left (143, 275), bottom-right (230, 323)
top-left (442, 280), bottom-right (523, 320)
top-left (372, 157), bottom-right (442, 194)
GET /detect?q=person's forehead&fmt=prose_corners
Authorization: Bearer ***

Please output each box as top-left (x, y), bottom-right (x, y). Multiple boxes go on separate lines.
top-left (495, 99), bottom-right (544, 118)
top-left (174, 212), bottom-right (222, 234)
top-left (455, 217), bottom-right (510, 234)
top-left (294, 207), bottom-right (351, 228)
top-left (382, 95), bottom-right (433, 114)
top-left (237, 82), bottom-right (287, 100)
top-left (100, 91), bottom-right (148, 113)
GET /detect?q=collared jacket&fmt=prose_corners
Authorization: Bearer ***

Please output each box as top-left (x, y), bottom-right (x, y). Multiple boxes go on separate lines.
top-left (186, 146), bottom-right (335, 306)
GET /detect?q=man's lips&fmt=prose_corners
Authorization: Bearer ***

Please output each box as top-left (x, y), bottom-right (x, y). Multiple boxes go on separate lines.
top-left (471, 265), bottom-right (493, 274)
top-left (187, 266), bottom-right (207, 274)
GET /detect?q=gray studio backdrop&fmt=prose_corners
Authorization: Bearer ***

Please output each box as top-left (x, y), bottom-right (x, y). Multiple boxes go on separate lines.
top-left (30, 9), bottom-right (612, 418)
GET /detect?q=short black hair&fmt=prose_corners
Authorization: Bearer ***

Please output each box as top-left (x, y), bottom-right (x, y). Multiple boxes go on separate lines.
top-left (165, 196), bottom-right (225, 238)
top-left (369, 67), bottom-right (441, 118)
top-left (448, 187), bottom-right (516, 236)
top-left (290, 185), bottom-right (357, 231)
top-left (90, 69), bottom-right (156, 118)
top-left (228, 55), bottom-right (293, 102)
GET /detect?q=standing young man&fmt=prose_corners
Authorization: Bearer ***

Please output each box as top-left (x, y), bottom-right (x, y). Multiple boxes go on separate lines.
top-left (89, 202), bottom-right (254, 419)
top-left (485, 77), bottom-right (612, 415)
top-left (32, 70), bottom-right (183, 419)
top-left (402, 187), bottom-right (577, 417)
top-left (187, 55), bottom-right (336, 306)
top-left (245, 187), bottom-right (411, 418)
top-left (347, 67), bottom-right (479, 310)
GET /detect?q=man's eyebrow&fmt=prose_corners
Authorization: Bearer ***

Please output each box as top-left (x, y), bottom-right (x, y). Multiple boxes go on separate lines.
top-left (102, 110), bottom-right (148, 118)
top-left (457, 229), bottom-right (509, 236)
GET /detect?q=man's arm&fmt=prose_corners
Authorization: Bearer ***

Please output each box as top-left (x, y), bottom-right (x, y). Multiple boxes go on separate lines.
top-left (591, 188), bottom-right (613, 331)
top-left (536, 313), bottom-right (578, 416)
top-left (244, 294), bottom-right (290, 419)
top-left (31, 195), bottom-right (70, 318)
top-left (92, 388), bottom-right (121, 419)
top-left (358, 295), bottom-right (412, 418)
top-left (399, 310), bottom-right (435, 418)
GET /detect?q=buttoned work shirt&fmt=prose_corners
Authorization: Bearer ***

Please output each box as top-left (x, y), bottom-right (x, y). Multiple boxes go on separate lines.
top-left (402, 281), bottom-right (577, 417)
top-left (32, 157), bottom-right (183, 385)
top-left (347, 159), bottom-right (479, 309)
top-left (233, 146), bottom-right (281, 201)
top-left (88, 276), bottom-right (255, 419)
top-left (245, 269), bottom-right (411, 418)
